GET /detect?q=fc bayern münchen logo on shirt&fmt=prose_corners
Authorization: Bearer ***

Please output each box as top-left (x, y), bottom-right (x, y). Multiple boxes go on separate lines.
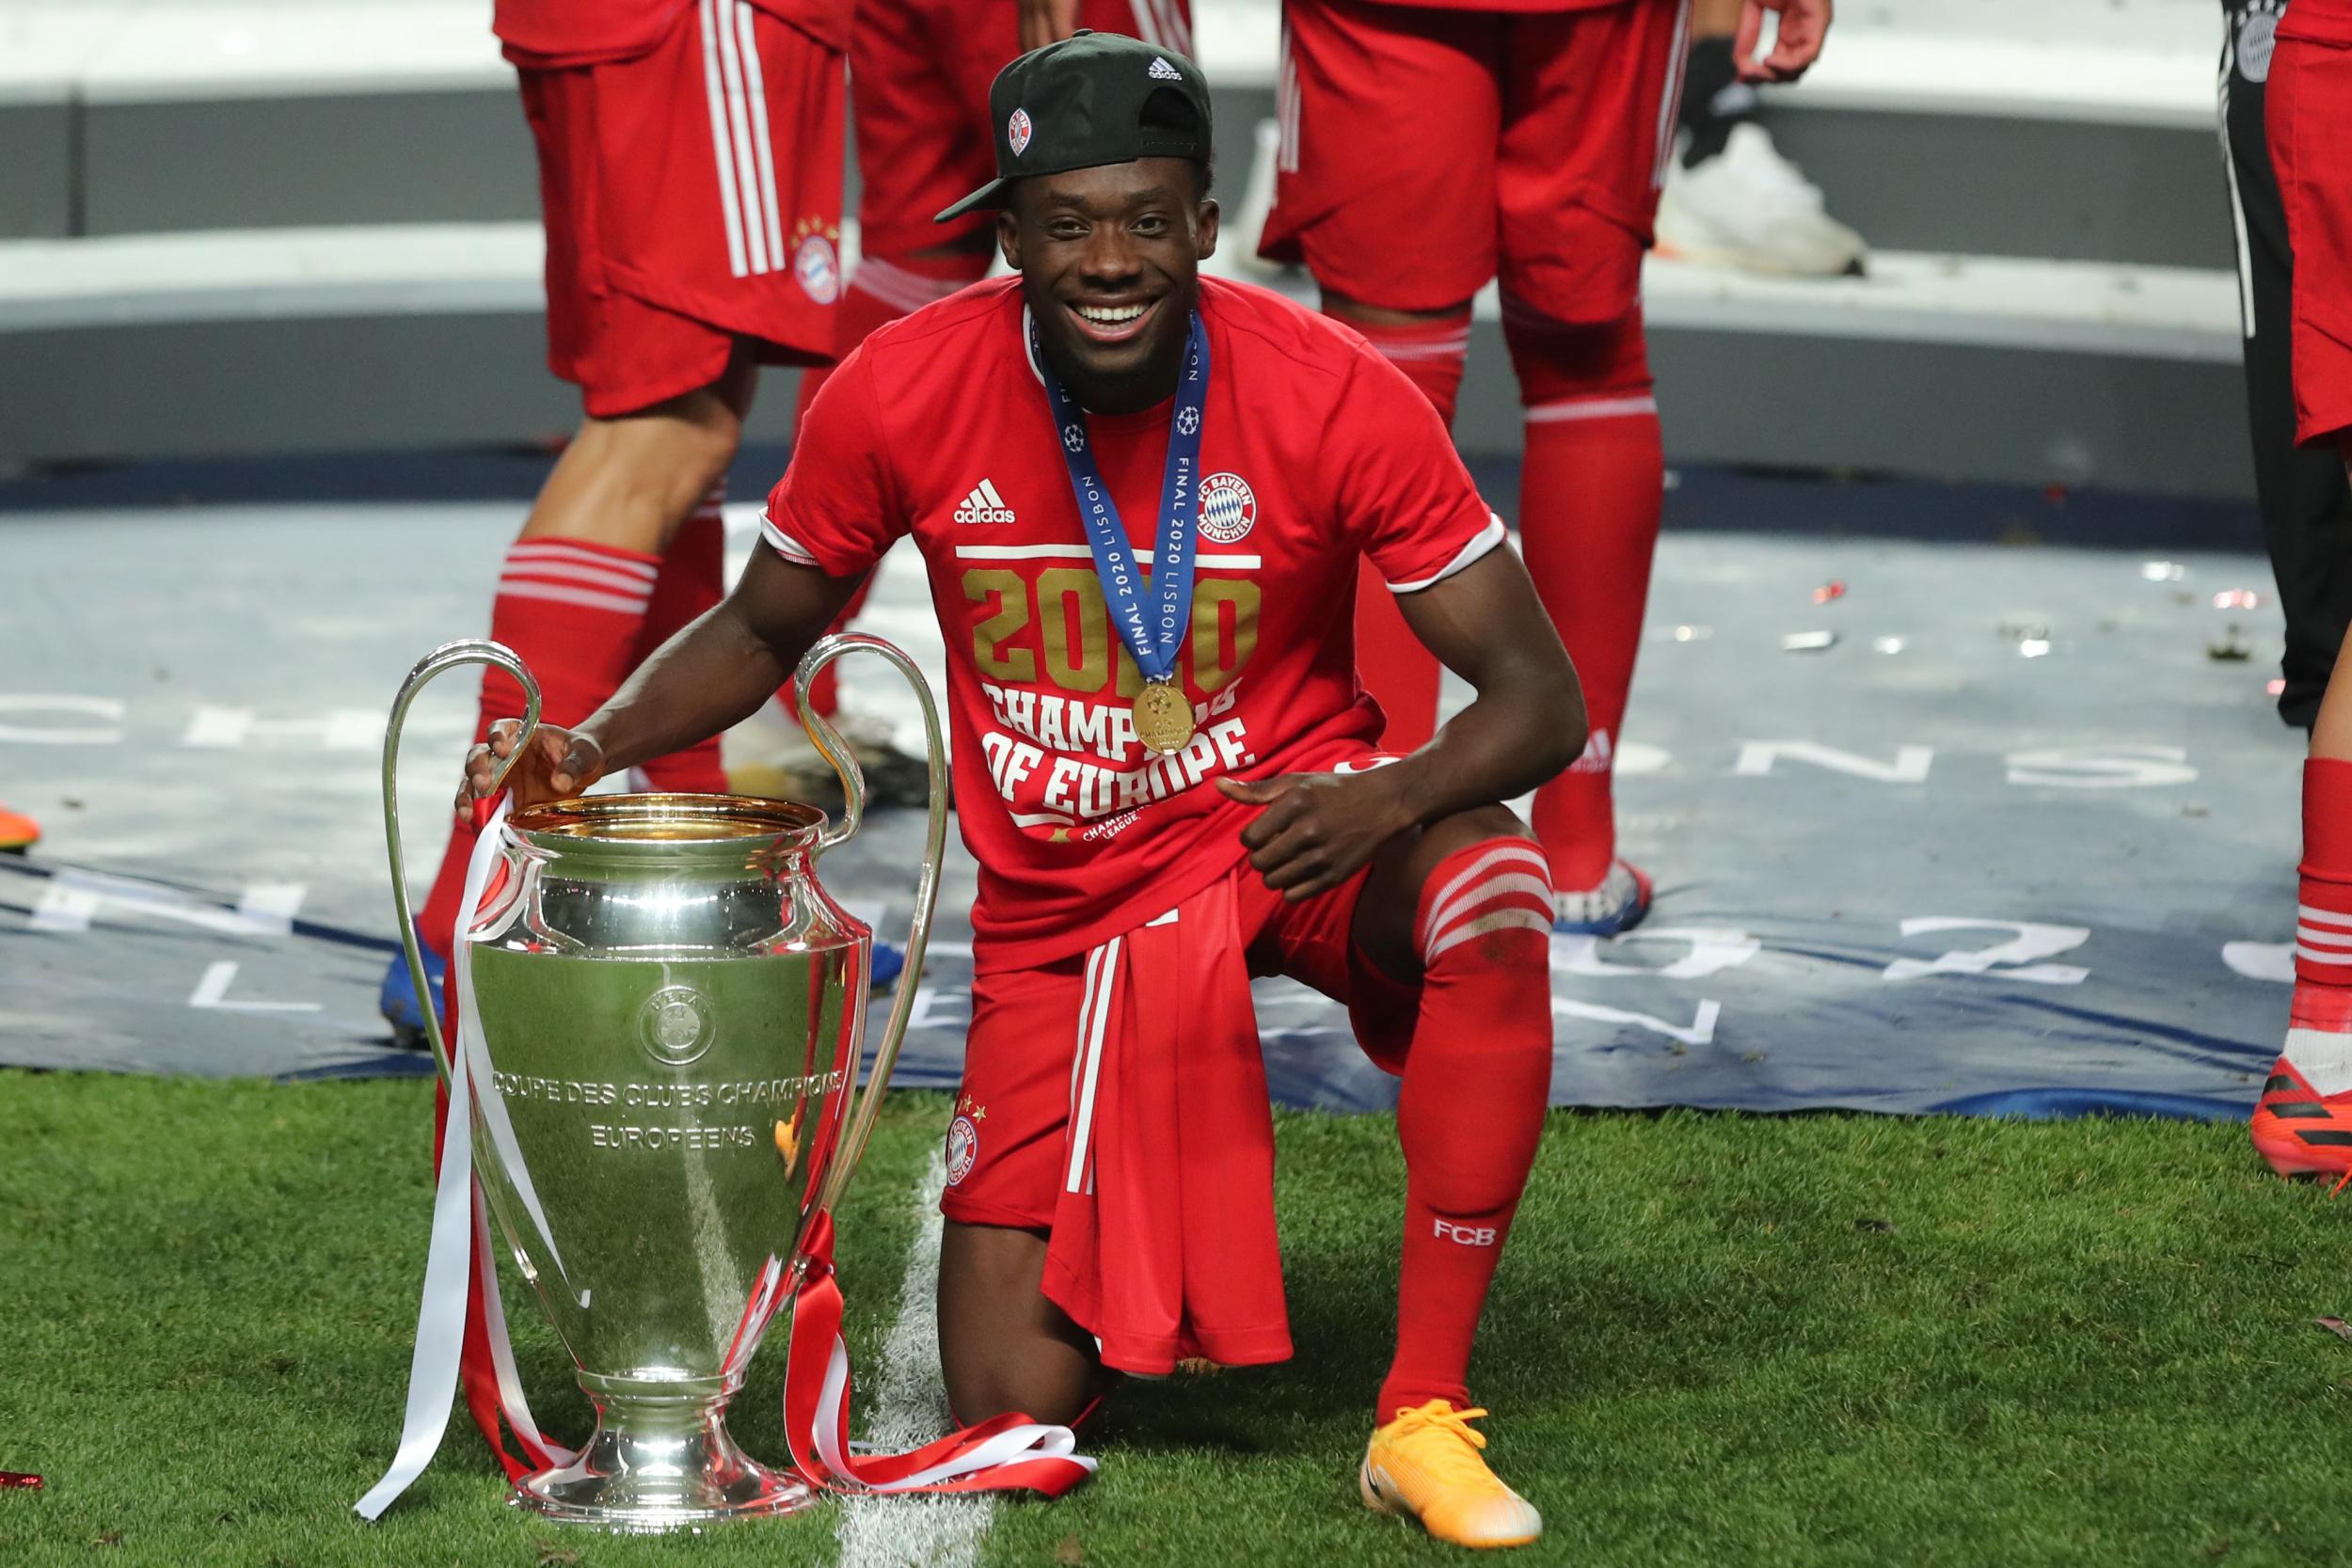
top-left (1198, 471), bottom-right (1257, 544)
top-left (1009, 107), bottom-right (1034, 157)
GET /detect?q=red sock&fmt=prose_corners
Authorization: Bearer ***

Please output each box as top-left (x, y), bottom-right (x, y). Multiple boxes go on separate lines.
top-left (787, 253), bottom-right (984, 715)
top-left (2298, 757), bottom-right (2352, 990)
top-left (413, 537), bottom-right (659, 959)
top-left (1505, 306), bottom-right (1662, 892)
top-left (1377, 839), bottom-right (1555, 1421)
top-left (629, 485), bottom-right (727, 793)
top-left (1331, 309), bottom-right (1472, 752)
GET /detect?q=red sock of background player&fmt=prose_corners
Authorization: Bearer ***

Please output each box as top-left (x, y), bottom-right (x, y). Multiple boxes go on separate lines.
top-left (629, 485), bottom-right (727, 792)
top-left (412, 538), bottom-right (660, 958)
top-left (2283, 757), bottom-right (2352, 1074)
top-left (785, 253), bottom-right (984, 717)
top-left (1504, 305), bottom-right (1663, 895)
top-left (1330, 309), bottom-right (1470, 752)
top-left (1377, 839), bottom-right (1555, 1420)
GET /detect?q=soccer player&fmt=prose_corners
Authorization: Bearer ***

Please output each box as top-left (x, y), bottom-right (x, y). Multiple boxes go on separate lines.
top-left (384, 0), bottom-right (849, 1037)
top-left (466, 34), bottom-right (1580, 1546)
top-left (2245, 0), bottom-right (2352, 1180)
top-left (738, 0), bottom-right (1194, 799)
top-left (1260, 0), bottom-right (1831, 934)
top-left (2218, 0), bottom-right (2352, 733)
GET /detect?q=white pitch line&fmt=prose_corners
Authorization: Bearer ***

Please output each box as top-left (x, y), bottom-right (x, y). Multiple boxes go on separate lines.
top-left (836, 1149), bottom-right (993, 1568)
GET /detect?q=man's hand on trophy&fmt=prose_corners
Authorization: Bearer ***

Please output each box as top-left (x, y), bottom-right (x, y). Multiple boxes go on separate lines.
top-left (459, 719), bottom-right (606, 818)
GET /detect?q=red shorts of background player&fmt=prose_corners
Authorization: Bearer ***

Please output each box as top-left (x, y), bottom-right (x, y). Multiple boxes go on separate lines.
top-left (511, 1), bottom-right (847, 416)
top-left (943, 822), bottom-right (1420, 1232)
top-left (853, 0), bottom-right (1196, 259)
top-left (2271, 27), bottom-right (2352, 447)
top-left (1260, 0), bottom-right (1690, 321)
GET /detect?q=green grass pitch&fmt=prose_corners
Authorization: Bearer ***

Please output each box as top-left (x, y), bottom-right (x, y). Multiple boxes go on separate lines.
top-left (7, 1069), bottom-right (2352, 1566)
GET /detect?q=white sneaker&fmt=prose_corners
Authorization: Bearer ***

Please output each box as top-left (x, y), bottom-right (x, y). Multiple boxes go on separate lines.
top-left (1655, 122), bottom-right (1868, 278)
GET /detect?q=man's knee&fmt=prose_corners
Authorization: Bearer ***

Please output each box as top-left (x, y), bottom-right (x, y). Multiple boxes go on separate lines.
top-left (937, 1221), bottom-right (1103, 1428)
top-left (1501, 303), bottom-right (1652, 405)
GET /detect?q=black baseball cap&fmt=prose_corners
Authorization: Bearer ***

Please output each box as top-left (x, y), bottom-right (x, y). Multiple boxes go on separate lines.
top-left (934, 30), bottom-right (1214, 223)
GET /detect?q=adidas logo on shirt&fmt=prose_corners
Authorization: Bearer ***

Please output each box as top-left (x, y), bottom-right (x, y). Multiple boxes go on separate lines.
top-left (1148, 55), bottom-right (1183, 81)
top-left (955, 478), bottom-right (1018, 526)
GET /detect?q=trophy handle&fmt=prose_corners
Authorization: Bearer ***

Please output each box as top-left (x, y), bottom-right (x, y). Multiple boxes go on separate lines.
top-left (793, 634), bottom-right (949, 1219)
top-left (381, 639), bottom-right (543, 1087)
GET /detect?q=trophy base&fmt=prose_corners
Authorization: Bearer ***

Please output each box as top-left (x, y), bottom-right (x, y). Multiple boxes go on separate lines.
top-left (511, 1402), bottom-right (814, 1532)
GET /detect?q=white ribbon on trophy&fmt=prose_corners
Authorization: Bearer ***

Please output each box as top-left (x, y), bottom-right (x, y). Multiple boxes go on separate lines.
top-left (357, 797), bottom-right (572, 1520)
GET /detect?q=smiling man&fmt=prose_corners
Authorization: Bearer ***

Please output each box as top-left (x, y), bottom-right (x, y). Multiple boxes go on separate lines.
top-left (467, 32), bottom-right (1581, 1546)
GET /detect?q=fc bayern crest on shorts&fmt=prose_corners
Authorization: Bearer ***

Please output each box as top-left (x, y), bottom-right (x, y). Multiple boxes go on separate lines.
top-left (1009, 107), bottom-right (1034, 157)
top-left (1198, 472), bottom-right (1258, 544)
top-left (946, 1114), bottom-right (978, 1186)
top-left (793, 232), bottom-right (840, 305)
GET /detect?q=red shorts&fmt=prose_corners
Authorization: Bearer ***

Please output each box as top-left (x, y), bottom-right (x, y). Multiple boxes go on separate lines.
top-left (940, 860), bottom-right (1421, 1231)
top-left (518, 2), bottom-right (845, 417)
top-left (1260, 0), bottom-right (1692, 321)
top-left (852, 0), bottom-right (1197, 258)
top-left (2271, 33), bottom-right (2352, 448)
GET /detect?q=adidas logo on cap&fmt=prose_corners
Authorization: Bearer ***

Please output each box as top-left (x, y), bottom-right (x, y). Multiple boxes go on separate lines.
top-left (955, 478), bottom-right (1018, 526)
top-left (1148, 55), bottom-right (1183, 80)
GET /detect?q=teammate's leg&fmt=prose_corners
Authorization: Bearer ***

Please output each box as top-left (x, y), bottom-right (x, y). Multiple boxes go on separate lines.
top-left (1262, 0), bottom-right (1500, 753)
top-left (2220, 0), bottom-right (2352, 732)
top-left (411, 361), bottom-right (757, 971)
top-left (1487, 0), bottom-right (1687, 933)
top-left (1502, 304), bottom-right (1661, 928)
top-left (2250, 29), bottom-right (2352, 1180)
top-left (1324, 293), bottom-right (1477, 754)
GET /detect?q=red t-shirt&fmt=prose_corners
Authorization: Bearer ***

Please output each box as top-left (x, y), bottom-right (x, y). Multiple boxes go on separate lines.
top-left (2280, 0), bottom-right (2352, 46)
top-left (764, 277), bottom-right (1503, 971)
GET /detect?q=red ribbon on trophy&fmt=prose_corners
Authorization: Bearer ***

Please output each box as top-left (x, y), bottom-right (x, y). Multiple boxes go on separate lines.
top-left (781, 1211), bottom-right (1098, 1497)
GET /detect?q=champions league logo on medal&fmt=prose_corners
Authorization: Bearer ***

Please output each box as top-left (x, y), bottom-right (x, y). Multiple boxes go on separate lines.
top-left (791, 219), bottom-right (841, 305)
top-left (1197, 472), bottom-right (1257, 544)
top-left (1008, 106), bottom-right (1034, 157)
top-left (1177, 405), bottom-right (1200, 436)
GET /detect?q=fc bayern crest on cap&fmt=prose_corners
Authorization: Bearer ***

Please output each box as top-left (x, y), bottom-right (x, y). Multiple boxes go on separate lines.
top-left (1198, 472), bottom-right (1257, 544)
top-left (1008, 107), bottom-right (1034, 157)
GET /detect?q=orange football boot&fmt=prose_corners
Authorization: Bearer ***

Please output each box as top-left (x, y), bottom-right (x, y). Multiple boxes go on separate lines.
top-left (2251, 985), bottom-right (2352, 1188)
top-left (0, 802), bottom-right (39, 853)
top-left (1360, 1402), bottom-right (1541, 1549)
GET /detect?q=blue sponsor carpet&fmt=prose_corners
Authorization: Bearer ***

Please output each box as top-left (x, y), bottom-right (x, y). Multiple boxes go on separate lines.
top-left (0, 455), bottom-right (2302, 1118)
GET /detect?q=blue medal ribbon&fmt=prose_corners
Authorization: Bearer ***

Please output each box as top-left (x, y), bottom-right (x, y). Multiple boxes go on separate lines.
top-left (1030, 309), bottom-right (1210, 688)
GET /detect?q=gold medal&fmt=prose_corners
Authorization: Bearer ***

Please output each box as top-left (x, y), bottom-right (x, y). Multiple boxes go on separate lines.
top-left (1133, 680), bottom-right (1198, 755)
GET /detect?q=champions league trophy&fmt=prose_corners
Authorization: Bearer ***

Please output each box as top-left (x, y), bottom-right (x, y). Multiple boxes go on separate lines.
top-left (377, 634), bottom-right (947, 1530)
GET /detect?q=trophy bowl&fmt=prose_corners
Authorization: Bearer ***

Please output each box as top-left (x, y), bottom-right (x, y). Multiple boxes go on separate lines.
top-left (379, 635), bottom-right (948, 1533)
top-left (466, 791), bottom-right (858, 1527)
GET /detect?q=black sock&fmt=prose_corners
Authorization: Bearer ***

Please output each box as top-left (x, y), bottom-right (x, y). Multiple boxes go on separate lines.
top-left (1677, 35), bottom-right (1754, 167)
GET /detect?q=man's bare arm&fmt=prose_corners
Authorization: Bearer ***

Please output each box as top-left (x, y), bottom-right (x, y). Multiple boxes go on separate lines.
top-left (463, 548), bottom-right (866, 809)
top-left (1216, 546), bottom-right (1585, 897)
